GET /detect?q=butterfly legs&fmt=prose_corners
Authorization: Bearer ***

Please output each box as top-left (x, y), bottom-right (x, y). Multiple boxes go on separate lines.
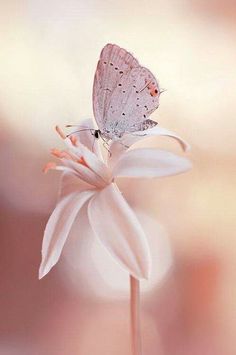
top-left (96, 132), bottom-right (112, 157)
top-left (101, 138), bottom-right (112, 157)
top-left (117, 141), bottom-right (130, 149)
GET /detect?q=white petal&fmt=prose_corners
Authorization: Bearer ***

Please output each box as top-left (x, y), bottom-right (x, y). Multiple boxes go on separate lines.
top-left (62, 210), bottom-right (172, 298)
top-left (109, 126), bottom-right (190, 168)
top-left (124, 126), bottom-right (190, 151)
top-left (87, 184), bottom-right (151, 279)
top-left (39, 190), bottom-right (95, 279)
top-left (59, 172), bottom-right (95, 200)
top-left (113, 148), bottom-right (192, 178)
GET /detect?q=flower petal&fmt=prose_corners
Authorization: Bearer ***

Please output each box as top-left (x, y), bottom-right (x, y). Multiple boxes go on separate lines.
top-left (113, 148), bottom-right (192, 178)
top-left (109, 126), bottom-right (190, 168)
top-left (39, 190), bottom-right (95, 279)
top-left (125, 126), bottom-right (190, 151)
top-left (58, 172), bottom-right (95, 200)
top-left (62, 209), bottom-right (172, 298)
top-left (87, 183), bottom-right (151, 279)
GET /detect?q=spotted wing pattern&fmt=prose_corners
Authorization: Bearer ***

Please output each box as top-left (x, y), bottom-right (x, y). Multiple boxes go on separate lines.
top-left (93, 43), bottom-right (139, 131)
top-left (104, 66), bottom-right (160, 137)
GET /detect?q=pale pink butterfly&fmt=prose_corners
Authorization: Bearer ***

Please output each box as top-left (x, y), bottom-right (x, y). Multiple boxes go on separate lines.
top-left (68, 44), bottom-right (161, 144)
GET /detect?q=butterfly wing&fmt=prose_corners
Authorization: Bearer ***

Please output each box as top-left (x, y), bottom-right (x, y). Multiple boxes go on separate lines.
top-left (104, 66), bottom-right (160, 136)
top-left (129, 118), bottom-right (158, 133)
top-left (93, 44), bottom-right (139, 131)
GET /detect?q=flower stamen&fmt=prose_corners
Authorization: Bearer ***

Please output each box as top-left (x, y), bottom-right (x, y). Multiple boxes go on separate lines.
top-left (51, 148), bottom-right (78, 161)
top-left (78, 156), bottom-right (89, 167)
top-left (51, 148), bottom-right (63, 158)
top-left (51, 147), bottom-right (89, 170)
top-left (55, 125), bottom-right (66, 140)
top-left (43, 162), bottom-right (57, 173)
top-left (70, 135), bottom-right (78, 146)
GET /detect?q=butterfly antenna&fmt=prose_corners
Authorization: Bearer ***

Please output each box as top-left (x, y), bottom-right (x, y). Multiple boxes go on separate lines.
top-left (66, 128), bottom-right (95, 138)
top-left (160, 88), bottom-right (167, 94)
top-left (66, 124), bottom-right (93, 128)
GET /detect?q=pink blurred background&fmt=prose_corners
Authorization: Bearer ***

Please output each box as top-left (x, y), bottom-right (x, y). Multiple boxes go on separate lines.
top-left (1, 1), bottom-right (236, 354)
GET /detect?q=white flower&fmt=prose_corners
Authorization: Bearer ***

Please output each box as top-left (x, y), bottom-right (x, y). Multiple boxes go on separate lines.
top-left (39, 119), bottom-right (191, 280)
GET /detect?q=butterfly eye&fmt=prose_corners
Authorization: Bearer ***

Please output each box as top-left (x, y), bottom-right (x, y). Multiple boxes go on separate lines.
top-left (94, 130), bottom-right (99, 139)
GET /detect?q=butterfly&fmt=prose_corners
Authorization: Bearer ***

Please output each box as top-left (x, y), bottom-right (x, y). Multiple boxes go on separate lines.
top-left (92, 43), bottom-right (161, 141)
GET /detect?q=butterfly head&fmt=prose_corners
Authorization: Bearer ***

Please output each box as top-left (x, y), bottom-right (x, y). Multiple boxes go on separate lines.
top-left (94, 129), bottom-right (101, 139)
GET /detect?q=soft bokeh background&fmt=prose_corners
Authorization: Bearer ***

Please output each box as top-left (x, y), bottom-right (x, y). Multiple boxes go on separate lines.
top-left (1, 0), bottom-right (236, 354)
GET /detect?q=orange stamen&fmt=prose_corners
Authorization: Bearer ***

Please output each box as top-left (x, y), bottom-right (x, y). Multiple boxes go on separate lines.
top-left (55, 125), bottom-right (66, 139)
top-left (43, 162), bottom-right (56, 173)
top-left (61, 151), bottom-right (74, 160)
top-left (70, 135), bottom-right (78, 146)
top-left (78, 156), bottom-right (89, 167)
top-left (51, 148), bottom-right (63, 158)
top-left (51, 148), bottom-right (75, 160)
